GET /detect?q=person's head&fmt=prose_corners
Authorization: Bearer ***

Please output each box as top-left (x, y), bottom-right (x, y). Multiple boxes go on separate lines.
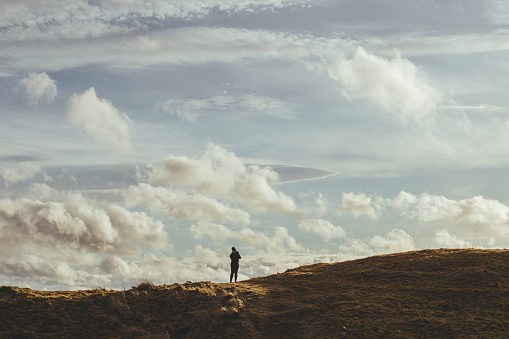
top-left (232, 247), bottom-right (236, 252)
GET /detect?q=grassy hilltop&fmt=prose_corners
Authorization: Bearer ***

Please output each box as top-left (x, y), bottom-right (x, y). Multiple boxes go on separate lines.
top-left (1, 249), bottom-right (509, 338)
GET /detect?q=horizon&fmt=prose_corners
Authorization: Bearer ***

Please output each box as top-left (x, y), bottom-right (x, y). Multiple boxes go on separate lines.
top-left (2, 0), bottom-right (509, 290)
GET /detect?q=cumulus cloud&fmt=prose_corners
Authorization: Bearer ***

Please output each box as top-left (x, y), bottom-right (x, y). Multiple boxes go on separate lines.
top-left (329, 47), bottom-right (441, 122)
top-left (125, 183), bottom-right (251, 225)
top-left (0, 255), bottom-right (80, 287)
top-left (147, 143), bottom-right (297, 215)
top-left (190, 222), bottom-right (303, 252)
top-left (0, 184), bottom-right (170, 261)
top-left (0, 162), bottom-right (42, 185)
top-left (338, 229), bottom-right (415, 257)
top-left (435, 229), bottom-right (475, 249)
top-left (19, 72), bottom-right (57, 104)
top-left (67, 87), bottom-right (134, 152)
top-left (391, 191), bottom-right (509, 235)
top-left (158, 94), bottom-right (293, 122)
top-left (341, 192), bottom-right (381, 221)
top-left (347, 190), bottom-right (509, 237)
top-left (391, 191), bottom-right (419, 210)
top-left (298, 218), bottom-right (346, 240)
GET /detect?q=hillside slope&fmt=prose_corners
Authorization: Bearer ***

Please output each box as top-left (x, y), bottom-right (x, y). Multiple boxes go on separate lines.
top-left (1, 249), bottom-right (509, 338)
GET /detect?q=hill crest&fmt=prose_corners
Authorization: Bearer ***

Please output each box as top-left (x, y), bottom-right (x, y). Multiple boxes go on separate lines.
top-left (2, 248), bottom-right (509, 338)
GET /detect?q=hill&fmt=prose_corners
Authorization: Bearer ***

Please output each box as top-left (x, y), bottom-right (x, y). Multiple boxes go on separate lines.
top-left (1, 249), bottom-right (509, 338)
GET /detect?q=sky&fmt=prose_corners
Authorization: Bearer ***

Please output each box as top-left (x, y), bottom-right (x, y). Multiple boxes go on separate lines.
top-left (2, 0), bottom-right (509, 290)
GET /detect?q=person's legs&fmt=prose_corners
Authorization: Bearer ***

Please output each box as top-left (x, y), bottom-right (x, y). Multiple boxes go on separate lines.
top-left (230, 264), bottom-right (238, 282)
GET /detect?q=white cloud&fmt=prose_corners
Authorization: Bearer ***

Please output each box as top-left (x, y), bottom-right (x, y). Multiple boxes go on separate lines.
top-left (147, 143), bottom-right (297, 215)
top-left (338, 229), bottom-right (415, 257)
top-left (348, 190), bottom-right (509, 237)
top-left (0, 184), bottom-right (170, 261)
top-left (341, 192), bottom-right (381, 221)
top-left (19, 72), bottom-right (57, 104)
top-left (391, 192), bottom-right (509, 235)
top-left (328, 47), bottom-right (441, 123)
top-left (435, 229), bottom-right (475, 249)
top-left (0, 162), bottom-right (41, 185)
top-left (298, 218), bottom-right (346, 240)
top-left (1, 255), bottom-right (74, 283)
top-left (158, 94), bottom-right (293, 122)
top-left (486, 0), bottom-right (509, 25)
top-left (67, 87), bottom-right (134, 152)
top-left (158, 98), bottom-right (205, 122)
top-left (125, 183), bottom-right (251, 225)
top-left (391, 191), bottom-right (418, 211)
top-left (0, 25), bottom-right (352, 73)
top-left (315, 193), bottom-right (330, 216)
top-left (190, 221), bottom-right (231, 241)
top-left (0, 0), bottom-right (307, 43)
top-left (190, 222), bottom-right (304, 252)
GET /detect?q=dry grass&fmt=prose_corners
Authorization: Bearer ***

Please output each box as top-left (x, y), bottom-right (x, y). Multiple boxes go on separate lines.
top-left (1, 249), bottom-right (509, 338)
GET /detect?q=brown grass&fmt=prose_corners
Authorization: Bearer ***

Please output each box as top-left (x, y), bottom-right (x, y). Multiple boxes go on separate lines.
top-left (1, 249), bottom-right (509, 338)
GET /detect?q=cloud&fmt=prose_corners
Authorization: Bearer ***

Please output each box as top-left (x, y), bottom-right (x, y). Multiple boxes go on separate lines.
top-left (328, 47), bottom-right (441, 122)
top-left (158, 94), bottom-right (293, 122)
top-left (298, 218), bottom-right (346, 240)
top-left (147, 143), bottom-right (297, 215)
top-left (338, 229), bottom-right (415, 257)
top-left (485, 0), bottom-right (509, 25)
top-left (0, 162), bottom-right (42, 185)
top-left (0, 255), bottom-right (80, 287)
top-left (315, 193), bottom-right (330, 216)
top-left (190, 222), bottom-right (303, 252)
top-left (435, 229), bottom-right (475, 249)
top-left (0, 184), bottom-right (170, 261)
top-left (67, 87), bottom-right (134, 152)
top-left (125, 183), bottom-right (251, 225)
top-left (0, 0), bottom-right (307, 43)
top-left (391, 192), bottom-right (509, 235)
top-left (347, 190), bottom-right (509, 237)
top-left (19, 72), bottom-right (57, 104)
top-left (341, 192), bottom-right (381, 221)
top-left (0, 25), bottom-right (352, 73)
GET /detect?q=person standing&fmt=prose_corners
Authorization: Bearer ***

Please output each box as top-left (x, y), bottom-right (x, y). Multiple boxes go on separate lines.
top-left (230, 247), bottom-right (241, 283)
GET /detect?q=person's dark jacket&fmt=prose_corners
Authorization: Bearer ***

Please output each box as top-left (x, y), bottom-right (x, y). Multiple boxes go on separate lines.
top-left (230, 251), bottom-right (241, 265)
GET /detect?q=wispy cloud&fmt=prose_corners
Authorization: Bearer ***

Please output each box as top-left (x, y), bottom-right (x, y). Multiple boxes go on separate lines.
top-left (158, 94), bottom-right (294, 122)
top-left (0, 0), bottom-right (308, 43)
top-left (19, 72), bottom-right (57, 105)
